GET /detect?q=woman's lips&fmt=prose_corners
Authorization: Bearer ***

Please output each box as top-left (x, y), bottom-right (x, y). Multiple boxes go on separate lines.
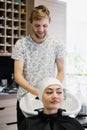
top-left (50, 100), bottom-right (59, 104)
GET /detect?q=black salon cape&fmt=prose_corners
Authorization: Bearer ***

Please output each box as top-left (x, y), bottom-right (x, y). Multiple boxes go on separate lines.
top-left (18, 109), bottom-right (84, 130)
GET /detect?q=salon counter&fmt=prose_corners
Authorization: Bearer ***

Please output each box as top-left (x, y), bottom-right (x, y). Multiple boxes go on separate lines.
top-left (0, 94), bottom-right (17, 130)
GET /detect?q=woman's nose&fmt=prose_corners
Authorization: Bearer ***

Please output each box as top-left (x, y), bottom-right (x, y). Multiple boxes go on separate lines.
top-left (52, 92), bottom-right (58, 98)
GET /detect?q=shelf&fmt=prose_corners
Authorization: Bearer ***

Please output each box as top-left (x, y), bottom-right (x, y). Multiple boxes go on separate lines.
top-left (0, 0), bottom-right (28, 55)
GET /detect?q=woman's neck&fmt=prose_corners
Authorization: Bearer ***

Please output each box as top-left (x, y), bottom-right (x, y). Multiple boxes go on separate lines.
top-left (43, 108), bottom-right (58, 115)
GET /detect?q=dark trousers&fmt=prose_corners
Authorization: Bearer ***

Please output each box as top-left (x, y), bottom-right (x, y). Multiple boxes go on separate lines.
top-left (17, 101), bottom-right (26, 129)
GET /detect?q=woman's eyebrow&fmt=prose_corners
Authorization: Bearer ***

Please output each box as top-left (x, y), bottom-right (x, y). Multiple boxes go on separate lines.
top-left (46, 87), bottom-right (62, 91)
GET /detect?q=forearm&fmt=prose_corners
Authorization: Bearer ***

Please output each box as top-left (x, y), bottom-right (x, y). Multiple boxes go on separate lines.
top-left (14, 73), bottom-right (39, 96)
top-left (56, 58), bottom-right (65, 82)
top-left (56, 70), bottom-right (65, 82)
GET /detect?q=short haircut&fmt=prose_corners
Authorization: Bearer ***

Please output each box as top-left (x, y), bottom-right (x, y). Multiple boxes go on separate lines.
top-left (29, 5), bottom-right (51, 23)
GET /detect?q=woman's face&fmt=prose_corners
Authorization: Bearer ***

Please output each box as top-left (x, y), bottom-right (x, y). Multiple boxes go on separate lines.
top-left (42, 84), bottom-right (63, 114)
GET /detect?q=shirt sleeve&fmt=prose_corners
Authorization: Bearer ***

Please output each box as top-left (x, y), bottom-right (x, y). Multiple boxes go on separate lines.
top-left (11, 39), bottom-right (25, 61)
top-left (55, 40), bottom-right (66, 59)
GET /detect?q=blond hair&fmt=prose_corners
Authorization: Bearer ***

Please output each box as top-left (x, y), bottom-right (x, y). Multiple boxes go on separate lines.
top-left (29, 5), bottom-right (51, 23)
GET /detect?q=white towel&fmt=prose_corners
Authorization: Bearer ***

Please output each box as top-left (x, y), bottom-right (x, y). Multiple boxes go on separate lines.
top-left (38, 77), bottom-right (63, 100)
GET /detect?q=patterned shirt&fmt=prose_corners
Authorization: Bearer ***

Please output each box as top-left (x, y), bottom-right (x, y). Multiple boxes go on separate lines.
top-left (12, 35), bottom-right (65, 100)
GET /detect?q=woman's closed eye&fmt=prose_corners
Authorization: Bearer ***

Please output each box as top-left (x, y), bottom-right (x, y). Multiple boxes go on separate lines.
top-left (56, 91), bottom-right (62, 95)
top-left (46, 91), bottom-right (53, 94)
top-left (46, 91), bottom-right (62, 95)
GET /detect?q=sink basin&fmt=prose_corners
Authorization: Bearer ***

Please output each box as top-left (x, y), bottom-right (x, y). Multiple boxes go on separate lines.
top-left (20, 90), bottom-right (81, 117)
top-left (61, 90), bottom-right (81, 117)
top-left (20, 93), bottom-right (43, 116)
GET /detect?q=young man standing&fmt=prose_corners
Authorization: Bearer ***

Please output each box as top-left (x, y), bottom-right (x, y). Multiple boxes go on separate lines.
top-left (12, 5), bottom-right (65, 128)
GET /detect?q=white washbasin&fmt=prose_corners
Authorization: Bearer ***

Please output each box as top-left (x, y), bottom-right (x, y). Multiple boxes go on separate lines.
top-left (20, 90), bottom-right (81, 117)
top-left (61, 90), bottom-right (81, 117)
top-left (20, 93), bottom-right (43, 116)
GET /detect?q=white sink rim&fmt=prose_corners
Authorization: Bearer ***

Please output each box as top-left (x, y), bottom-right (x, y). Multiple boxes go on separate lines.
top-left (20, 91), bottom-right (81, 117)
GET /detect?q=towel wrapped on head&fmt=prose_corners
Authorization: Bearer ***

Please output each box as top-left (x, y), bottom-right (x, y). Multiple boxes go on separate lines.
top-left (38, 77), bottom-right (63, 100)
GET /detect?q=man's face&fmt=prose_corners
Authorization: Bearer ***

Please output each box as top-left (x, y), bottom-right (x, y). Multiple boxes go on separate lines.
top-left (31, 17), bottom-right (49, 39)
